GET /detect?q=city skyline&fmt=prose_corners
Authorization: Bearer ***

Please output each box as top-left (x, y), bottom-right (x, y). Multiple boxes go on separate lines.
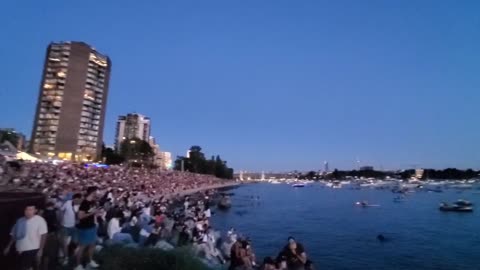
top-left (1, 1), bottom-right (479, 170)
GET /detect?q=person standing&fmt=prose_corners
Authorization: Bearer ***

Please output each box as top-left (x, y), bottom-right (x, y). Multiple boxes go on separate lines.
top-left (3, 204), bottom-right (48, 270)
top-left (40, 201), bottom-right (59, 270)
top-left (74, 187), bottom-right (101, 270)
top-left (60, 193), bottom-right (82, 266)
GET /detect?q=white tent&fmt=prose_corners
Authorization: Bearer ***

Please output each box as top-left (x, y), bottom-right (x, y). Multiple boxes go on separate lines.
top-left (16, 151), bottom-right (39, 161)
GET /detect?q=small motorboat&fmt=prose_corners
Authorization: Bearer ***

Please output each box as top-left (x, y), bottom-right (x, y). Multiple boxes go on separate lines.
top-left (332, 181), bottom-right (342, 189)
top-left (355, 201), bottom-right (380, 207)
top-left (455, 199), bottom-right (473, 207)
top-left (292, 183), bottom-right (305, 188)
top-left (439, 203), bottom-right (473, 212)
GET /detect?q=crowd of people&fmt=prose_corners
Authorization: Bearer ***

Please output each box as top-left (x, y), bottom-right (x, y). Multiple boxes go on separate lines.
top-left (1, 162), bottom-right (225, 198)
top-left (1, 161), bottom-right (314, 270)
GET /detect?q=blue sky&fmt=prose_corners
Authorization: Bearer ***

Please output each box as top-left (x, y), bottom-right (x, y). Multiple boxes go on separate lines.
top-left (1, 1), bottom-right (479, 171)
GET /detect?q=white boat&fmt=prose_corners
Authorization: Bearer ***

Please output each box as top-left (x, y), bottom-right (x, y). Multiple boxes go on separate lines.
top-left (401, 183), bottom-right (420, 189)
top-left (292, 183), bottom-right (305, 188)
top-left (451, 184), bottom-right (473, 189)
top-left (360, 183), bottom-right (375, 187)
top-left (425, 181), bottom-right (445, 186)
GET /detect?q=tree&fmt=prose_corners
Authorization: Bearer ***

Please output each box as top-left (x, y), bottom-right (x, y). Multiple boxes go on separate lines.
top-left (332, 169), bottom-right (341, 180)
top-left (102, 145), bottom-right (125, 165)
top-left (173, 145), bottom-right (234, 179)
top-left (188, 146), bottom-right (206, 173)
top-left (120, 138), bottom-right (154, 164)
top-left (214, 155), bottom-right (224, 178)
top-left (0, 130), bottom-right (19, 147)
top-left (305, 171), bottom-right (317, 180)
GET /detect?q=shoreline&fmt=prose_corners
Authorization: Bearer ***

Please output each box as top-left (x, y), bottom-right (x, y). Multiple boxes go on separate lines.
top-left (166, 181), bottom-right (242, 199)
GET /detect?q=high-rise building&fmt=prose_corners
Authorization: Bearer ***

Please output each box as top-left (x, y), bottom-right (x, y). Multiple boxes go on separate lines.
top-left (148, 136), bottom-right (162, 166)
top-left (415, 168), bottom-right (425, 179)
top-left (30, 41), bottom-right (111, 161)
top-left (161, 151), bottom-right (173, 169)
top-left (114, 113), bottom-right (151, 151)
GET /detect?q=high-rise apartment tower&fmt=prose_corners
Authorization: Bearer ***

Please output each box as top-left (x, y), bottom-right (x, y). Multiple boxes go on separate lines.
top-left (114, 113), bottom-right (151, 151)
top-left (30, 41), bottom-right (111, 161)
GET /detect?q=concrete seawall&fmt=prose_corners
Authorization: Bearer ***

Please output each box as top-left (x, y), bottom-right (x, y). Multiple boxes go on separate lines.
top-left (166, 181), bottom-right (241, 199)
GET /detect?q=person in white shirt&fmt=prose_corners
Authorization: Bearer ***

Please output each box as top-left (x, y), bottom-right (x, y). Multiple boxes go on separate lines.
top-left (184, 197), bottom-right (190, 212)
top-left (204, 198), bottom-right (212, 218)
top-left (60, 193), bottom-right (82, 266)
top-left (107, 211), bottom-right (133, 244)
top-left (202, 227), bottom-right (225, 264)
top-left (4, 204), bottom-right (48, 270)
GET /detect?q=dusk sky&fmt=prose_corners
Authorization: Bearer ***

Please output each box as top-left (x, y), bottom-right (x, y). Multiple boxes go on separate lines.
top-left (1, 1), bottom-right (479, 171)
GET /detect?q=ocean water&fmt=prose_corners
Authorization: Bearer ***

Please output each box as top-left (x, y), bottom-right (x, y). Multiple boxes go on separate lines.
top-left (211, 183), bottom-right (480, 270)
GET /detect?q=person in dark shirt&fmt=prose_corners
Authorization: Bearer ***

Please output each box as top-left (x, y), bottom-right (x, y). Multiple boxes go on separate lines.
top-left (43, 201), bottom-right (59, 233)
top-left (74, 186), bottom-right (101, 270)
top-left (261, 256), bottom-right (278, 270)
top-left (177, 225), bottom-right (190, 247)
top-left (229, 239), bottom-right (244, 270)
top-left (305, 260), bottom-right (315, 270)
top-left (229, 238), bottom-right (255, 270)
top-left (144, 223), bottom-right (162, 247)
top-left (277, 237), bottom-right (308, 270)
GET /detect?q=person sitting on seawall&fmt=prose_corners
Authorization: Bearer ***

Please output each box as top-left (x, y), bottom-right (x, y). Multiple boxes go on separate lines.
top-left (244, 238), bottom-right (256, 268)
top-left (229, 236), bottom-right (245, 270)
top-left (107, 210), bottom-right (134, 245)
top-left (261, 257), bottom-right (279, 270)
top-left (143, 222), bottom-right (163, 247)
top-left (201, 226), bottom-right (226, 264)
top-left (276, 237), bottom-right (308, 270)
top-left (304, 260), bottom-right (315, 270)
top-left (229, 237), bottom-right (256, 270)
top-left (177, 225), bottom-right (191, 247)
top-left (3, 204), bottom-right (48, 270)
top-left (221, 228), bottom-right (237, 260)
